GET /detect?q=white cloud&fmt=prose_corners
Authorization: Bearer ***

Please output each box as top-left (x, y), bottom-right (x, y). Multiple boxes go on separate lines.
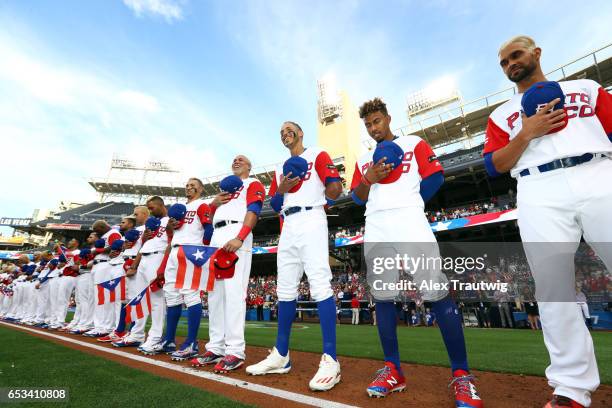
top-left (0, 33), bottom-right (238, 218)
top-left (122, 0), bottom-right (185, 22)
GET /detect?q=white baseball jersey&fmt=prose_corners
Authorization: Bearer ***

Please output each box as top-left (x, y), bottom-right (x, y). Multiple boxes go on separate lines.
top-left (141, 217), bottom-right (170, 253)
top-left (351, 135), bottom-right (443, 216)
top-left (123, 225), bottom-right (145, 257)
top-left (213, 178), bottom-right (265, 224)
top-left (95, 229), bottom-right (122, 260)
top-left (171, 198), bottom-right (212, 246)
top-left (269, 148), bottom-right (340, 210)
top-left (484, 79), bottom-right (612, 177)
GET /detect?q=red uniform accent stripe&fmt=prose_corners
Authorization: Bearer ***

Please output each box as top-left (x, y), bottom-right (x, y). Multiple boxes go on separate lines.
top-left (175, 247), bottom-right (186, 289)
top-left (145, 289), bottom-right (152, 314)
top-left (206, 262), bottom-right (215, 292)
top-left (191, 264), bottom-right (202, 290)
top-left (97, 284), bottom-right (104, 305)
top-left (125, 305), bottom-right (132, 323)
top-left (109, 286), bottom-right (116, 302)
top-left (135, 300), bottom-right (143, 319)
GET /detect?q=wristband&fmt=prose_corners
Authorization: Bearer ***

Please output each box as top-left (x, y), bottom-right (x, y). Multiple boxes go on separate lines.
top-left (236, 225), bottom-right (252, 241)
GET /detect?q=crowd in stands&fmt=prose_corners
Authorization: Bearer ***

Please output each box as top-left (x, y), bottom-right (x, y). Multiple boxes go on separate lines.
top-left (425, 196), bottom-right (516, 223)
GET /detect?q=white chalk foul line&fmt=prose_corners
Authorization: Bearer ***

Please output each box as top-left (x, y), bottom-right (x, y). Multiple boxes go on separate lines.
top-left (0, 322), bottom-right (358, 408)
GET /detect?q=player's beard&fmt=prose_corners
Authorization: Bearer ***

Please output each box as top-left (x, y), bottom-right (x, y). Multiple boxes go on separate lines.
top-left (507, 59), bottom-right (537, 83)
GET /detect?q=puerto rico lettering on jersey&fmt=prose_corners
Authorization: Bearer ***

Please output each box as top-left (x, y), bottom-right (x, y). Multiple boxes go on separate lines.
top-left (213, 178), bottom-right (265, 224)
top-left (171, 199), bottom-right (212, 246)
top-left (483, 79), bottom-right (612, 178)
top-left (351, 135), bottom-right (443, 216)
top-left (269, 148), bottom-right (339, 209)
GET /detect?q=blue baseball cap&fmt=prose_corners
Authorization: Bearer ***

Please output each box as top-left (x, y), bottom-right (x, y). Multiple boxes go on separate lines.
top-left (145, 216), bottom-right (161, 231)
top-left (49, 259), bottom-right (59, 266)
top-left (79, 248), bottom-right (92, 258)
top-left (373, 140), bottom-right (404, 184)
top-left (521, 81), bottom-right (568, 134)
top-left (110, 239), bottom-right (124, 251)
top-left (168, 203), bottom-right (187, 221)
top-left (283, 156), bottom-right (309, 179)
top-left (124, 229), bottom-right (141, 242)
top-left (94, 239), bottom-right (106, 249)
top-left (219, 175), bottom-right (243, 194)
top-left (58, 254), bottom-right (67, 263)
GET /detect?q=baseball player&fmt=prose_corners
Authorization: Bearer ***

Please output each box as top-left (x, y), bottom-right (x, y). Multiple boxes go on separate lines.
top-left (129, 196), bottom-right (171, 354)
top-left (351, 98), bottom-right (482, 407)
top-left (161, 178), bottom-right (214, 361)
top-left (32, 254), bottom-right (57, 327)
top-left (484, 35), bottom-right (612, 408)
top-left (97, 216), bottom-right (139, 344)
top-left (68, 233), bottom-right (98, 334)
top-left (246, 121), bottom-right (343, 391)
top-left (54, 240), bottom-right (81, 330)
top-left (191, 155), bottom-right (265, 372)
top-left (84, 220), bottom-right (122, 337)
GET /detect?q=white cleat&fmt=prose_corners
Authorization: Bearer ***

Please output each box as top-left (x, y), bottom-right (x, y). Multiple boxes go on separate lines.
top-left (246, 347), bottom-right (291, 376)
top-left (309, 354), bottom-right (341, 391)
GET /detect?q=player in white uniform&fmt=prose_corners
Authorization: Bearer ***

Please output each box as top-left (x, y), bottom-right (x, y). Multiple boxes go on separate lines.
top-left (68, 233), bottom-right (98, 334)
top-left (33, 255), bottom-right (57, 327)
top-left (129, 197), bottom-right (171, 354)
top-left (54, 240), bottom-right (80, 330)
top-left (84, 220), bottom-right (123, 337)
top-left (351, 98), bottom-right (483, 408)
top-left (21, 252), bottom-right (42, 325)
top-left (191, 155), bottom-right (265, 372)
top-left (162, 178), bottom-right (214, 361)
top-left (484, 36), bottom-right (612, 408)
top-left (96, 216), bottom-right (139, 344)
top-left (246, 122), bottom-right (343, 391)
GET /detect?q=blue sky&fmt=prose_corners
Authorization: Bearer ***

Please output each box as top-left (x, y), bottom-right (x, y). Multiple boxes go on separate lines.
top-left (1, 0), bottom-right (612, 223)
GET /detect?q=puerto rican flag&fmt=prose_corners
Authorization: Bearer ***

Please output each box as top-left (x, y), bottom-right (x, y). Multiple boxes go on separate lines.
top-left (125, 285), bottom-right (152, 323)
top-left (175, 245), bottom-right (217, 290)
top-left (97, 276), bottom-right (126, 305)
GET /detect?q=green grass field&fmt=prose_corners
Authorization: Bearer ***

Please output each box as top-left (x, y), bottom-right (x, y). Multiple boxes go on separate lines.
top-left (0, 326), bottom-right (252, 408)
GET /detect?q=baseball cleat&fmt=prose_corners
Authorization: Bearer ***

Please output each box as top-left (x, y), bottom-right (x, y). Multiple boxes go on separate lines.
top-left (191, 351), bottom-right (224, 367)
top-left (246, 347), bottom-right (291, 376)
top-left (543, 395), bottom-right (585, 408)
top-left (170, 342), bottom-right (198, 361)
top-left (97, 331), bottom-right (125, 343)
top-left (139, 340), bottom-right (174, 355)
top-left (309, 354), bottom-right (341, 391)
top-left (450, 369), bottom-right (483, 408)
top-left (366, 361), bottom-right (406, 398)
top-left (112, 336), bottom-right (143, 348)
top-left (213, 355), bottom-right (244, 373)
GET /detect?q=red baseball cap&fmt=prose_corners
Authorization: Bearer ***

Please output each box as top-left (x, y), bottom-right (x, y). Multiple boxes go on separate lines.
top-left (210, 249), bottom-right (239, 280)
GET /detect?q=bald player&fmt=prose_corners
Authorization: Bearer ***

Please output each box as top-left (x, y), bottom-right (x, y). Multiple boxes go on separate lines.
top-left (484, 36), bottom-right (612, 408)
top-left (192, 155), bottom-right (265, 372)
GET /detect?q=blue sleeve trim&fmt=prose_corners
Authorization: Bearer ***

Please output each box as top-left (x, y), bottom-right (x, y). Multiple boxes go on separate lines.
top-left (608, 134), bottom-right (612, 143)
top-left (270, 193), bottom-right (284, 213)
top-left (419, 171), bottom-right (444, 203)
top-left (247, 201), bottom-right (263, 216)
top-left (483, 152), bottom-right (503, 178)
top-left (203, 223), bottom-right (214, 243)
top-left (325, 176), bottom-right (342, 185)
top-left (351, 190), bottom-right (367, 206)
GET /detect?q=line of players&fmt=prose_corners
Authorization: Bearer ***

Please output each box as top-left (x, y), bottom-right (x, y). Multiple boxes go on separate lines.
top-left (0, 112), bottom-right (484, 408)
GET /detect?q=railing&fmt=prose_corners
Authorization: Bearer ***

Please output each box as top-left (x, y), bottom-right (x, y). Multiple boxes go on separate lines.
top-left (394, 43), bottom-right (612, 148)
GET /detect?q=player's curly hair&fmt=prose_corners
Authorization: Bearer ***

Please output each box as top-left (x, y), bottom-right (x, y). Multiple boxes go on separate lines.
top-left (359, 98), bottom-right (388, 119)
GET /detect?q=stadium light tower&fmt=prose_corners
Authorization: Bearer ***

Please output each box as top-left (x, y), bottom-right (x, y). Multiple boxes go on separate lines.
top-left (317, 73), bottom-right (342, 125)
top-left (406, 75), bottom-right (462, 123)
